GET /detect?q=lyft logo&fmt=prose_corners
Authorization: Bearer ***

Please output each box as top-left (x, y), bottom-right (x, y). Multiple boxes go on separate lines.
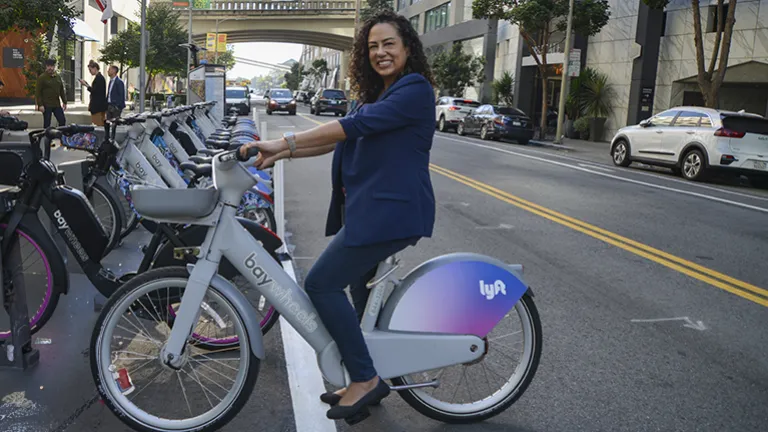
top-left (480, 280), bottom-right (507, 300)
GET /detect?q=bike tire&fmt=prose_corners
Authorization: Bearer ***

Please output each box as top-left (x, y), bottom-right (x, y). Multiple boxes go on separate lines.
top-left (90, 181), bottom-right (123, 256)
top-left (120, 211), bottom-right (140, 240)
top-left (0, 223), bottom-right (64, 341)
top-left (90, 267), bottom-right (260, 432)
top-left (391, 292), bottom-right (542, 424)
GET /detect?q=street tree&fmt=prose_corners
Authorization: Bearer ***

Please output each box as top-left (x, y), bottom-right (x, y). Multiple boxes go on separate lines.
top-left (361, 0), bottom-right (394, 21)
top-left (284, 62), bottom-right (305, 91)
top-left (142, 2), bottom-right (188, 92)
top-left (430, 43), bottom-right (485, 98)
top-left (0, 0), bottom-right (76, 35)
top-left (473, 0), bottom-right (610, 138)
top-left (492, 71), bottom-right (515, 105)
top-left (308, 59), bottom-right (329, 87)
top-left (642, 0), bottom-right (737, 108)
top-left (203, 47), bottom-right (236, 71)
top-left (99, 24), bottom-right (141, 77)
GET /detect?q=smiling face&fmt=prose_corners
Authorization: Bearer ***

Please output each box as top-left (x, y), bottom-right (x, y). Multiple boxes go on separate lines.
top-left (368, 22), bottom-right (409, 87)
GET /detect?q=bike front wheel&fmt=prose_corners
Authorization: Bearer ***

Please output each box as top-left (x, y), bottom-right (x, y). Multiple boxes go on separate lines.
top-left (90, 267), bottom-right (260, 432)
top-left (391, 292), bottom-right (542, 423)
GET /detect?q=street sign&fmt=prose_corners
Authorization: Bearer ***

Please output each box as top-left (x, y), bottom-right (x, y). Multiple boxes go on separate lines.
top-left (568, 48), bottom-right (581, 77)
top-left (206, 33), bottom-right (227, 52)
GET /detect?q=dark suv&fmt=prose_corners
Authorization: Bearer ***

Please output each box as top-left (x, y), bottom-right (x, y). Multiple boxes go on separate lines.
top-left (265, 88), bottom-right (296, 115)
top-left (310, 88), bottom-right (348, 116)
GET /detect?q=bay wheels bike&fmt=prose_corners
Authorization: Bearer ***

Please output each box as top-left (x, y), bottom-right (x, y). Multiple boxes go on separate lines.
top-left (1, 126), bottom-right (281, 344)
top-left (90, 147), bottom-right (542, 431)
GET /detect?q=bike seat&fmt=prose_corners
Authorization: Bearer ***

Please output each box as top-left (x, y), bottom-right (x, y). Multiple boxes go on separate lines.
top-left (197, 148), bottom-right (224, 156)
top-left (189, 155), bottom-right (213, 164)
top-left (131, 186), bottom-right (219, 219)
top-left (205, 139), bottom-right (230, 149)
top-left (179, 161), bottom-right (212, 178)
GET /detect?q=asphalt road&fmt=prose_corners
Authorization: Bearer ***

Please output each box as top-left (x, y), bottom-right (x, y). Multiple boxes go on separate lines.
top-left (277, 104), bottom-right (768, 431)
top-left (2, 101), bottom-right (766, 432)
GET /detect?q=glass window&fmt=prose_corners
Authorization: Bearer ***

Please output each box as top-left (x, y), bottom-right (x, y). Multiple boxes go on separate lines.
top-left (425, 2), bottom-right (450, 33)
top-left (269, 89), bottom-right (292, 98)
top-left (226, 88), bottom-right (247, 98)
top-left (674, 111), bottom-right (706, 127)
top-left (496, 106), bottom-right (526, 116)
top-left (409, 15), bottom-right (420, 33)
top-left (452, 99), bottom-right (480, 108)
top-left (651, 110), bottom-right (678, 126)
top-left (700, 116), bottom-right (713, 128)
top-left (322, 89), bottom-right (346, 99)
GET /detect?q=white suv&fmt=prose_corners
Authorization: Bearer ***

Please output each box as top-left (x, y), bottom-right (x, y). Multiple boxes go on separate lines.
top-left (436, 96), bottom-right (481, 132)
top-left (609, 106), bottom-right (768, 186)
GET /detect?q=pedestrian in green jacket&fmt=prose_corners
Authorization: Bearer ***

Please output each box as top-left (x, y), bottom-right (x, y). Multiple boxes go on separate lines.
top-left (35, 58), bottom-right (67, 128)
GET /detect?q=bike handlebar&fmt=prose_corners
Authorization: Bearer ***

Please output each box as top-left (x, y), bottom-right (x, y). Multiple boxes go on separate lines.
top-left (236, 144), bottom-right (260, 162)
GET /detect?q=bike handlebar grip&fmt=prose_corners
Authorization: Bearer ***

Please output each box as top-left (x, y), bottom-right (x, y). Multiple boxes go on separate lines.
top-left (236, 145), bottom-right (260, 162)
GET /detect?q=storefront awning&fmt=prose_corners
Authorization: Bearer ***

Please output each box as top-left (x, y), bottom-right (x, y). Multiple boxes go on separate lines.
top-left (70, 19), bottom-right (101, 42)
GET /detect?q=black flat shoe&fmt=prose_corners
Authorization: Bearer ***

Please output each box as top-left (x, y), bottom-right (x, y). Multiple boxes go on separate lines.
top-left (326, 379), bottom-right (390, 424)
top-left (319, 391), bottom-right (383, 407)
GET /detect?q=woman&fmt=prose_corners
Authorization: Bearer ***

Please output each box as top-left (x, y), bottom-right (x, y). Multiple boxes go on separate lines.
top-left (240, 11), bottom-right (436, 422)
top-left (79, 60), bottom-right (107, 126)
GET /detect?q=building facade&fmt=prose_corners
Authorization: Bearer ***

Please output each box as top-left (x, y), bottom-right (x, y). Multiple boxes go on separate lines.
top-left (0, 0), bottom-right (139, 104)
top-left (300, 45), bottom-right (345, 90)
top-left (398, 0), bottom-right (768, 141)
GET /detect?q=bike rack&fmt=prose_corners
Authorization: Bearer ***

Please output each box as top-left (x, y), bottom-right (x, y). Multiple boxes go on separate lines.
top-left (0, 184), bottom-right (40, 370)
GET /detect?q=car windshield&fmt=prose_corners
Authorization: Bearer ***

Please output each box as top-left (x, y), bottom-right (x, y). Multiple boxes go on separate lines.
top-left (270, 90), bottom-right (292, 98)
top-left (495, 106), bottom-right (525, 116)
top-left (452, 99), bottom-right (481, 108)
top-left (323, 90), bottom-right (346, 99)
top-left (226, 89), bottom-right (247, 98)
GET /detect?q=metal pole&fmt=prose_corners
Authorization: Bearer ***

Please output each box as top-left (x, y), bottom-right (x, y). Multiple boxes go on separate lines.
top-left (186, 4), bottom-right (193, 104)
top-left (139, 0), bottom-right (147, 113)
top-left (553, 0), bottom-right (575, 145)
top-left (214, 19), bottom-right (219, 63)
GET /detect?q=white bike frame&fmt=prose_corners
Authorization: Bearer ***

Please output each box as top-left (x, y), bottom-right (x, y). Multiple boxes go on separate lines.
top-left (136, 150), bottom-right (519, 389)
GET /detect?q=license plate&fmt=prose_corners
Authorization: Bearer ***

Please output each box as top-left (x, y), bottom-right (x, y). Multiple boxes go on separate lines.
top-left (279, 105), bottom-right (286, 109)
top-left (754, 160), bottom-right (767, 170)
top-left (512, 121), bottom-right (522, 126)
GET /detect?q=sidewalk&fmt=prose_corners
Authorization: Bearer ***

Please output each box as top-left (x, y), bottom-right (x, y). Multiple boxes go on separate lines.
top-left (2, 102), bottom-right (92, 129)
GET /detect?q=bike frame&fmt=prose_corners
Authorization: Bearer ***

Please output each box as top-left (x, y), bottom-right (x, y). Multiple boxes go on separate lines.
top-left (155, 152), bottom-right (490, 388)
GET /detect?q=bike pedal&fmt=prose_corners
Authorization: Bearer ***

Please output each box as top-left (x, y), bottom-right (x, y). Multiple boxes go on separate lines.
top-left (343, 408), bottom-right (370, 426)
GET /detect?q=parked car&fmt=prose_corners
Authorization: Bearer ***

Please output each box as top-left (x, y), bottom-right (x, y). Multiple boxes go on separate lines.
top-left (264, 88), bottom-right (296, 115)
top-left (457, 104), bottom-right (535, 145)
top-left (435, 96), bottom-right (481, 132)
top-left (225, 86), bottom-right (250, 115)
top-left (310, 88), bottom-right (348, 116)
top-left (609, 106), bottom-right (768, 185)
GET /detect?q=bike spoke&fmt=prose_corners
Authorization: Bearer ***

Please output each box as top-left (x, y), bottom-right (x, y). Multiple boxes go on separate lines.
top-left (176, 371), bottom-right (194, 417)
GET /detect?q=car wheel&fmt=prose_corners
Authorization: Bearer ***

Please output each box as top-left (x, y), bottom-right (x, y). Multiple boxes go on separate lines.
top-left (457, 122), bottom-right (465, 136)
top-left (681, 148), bottom-right (708, 181)
top-left (290, 110), bottom-right (296, 116)
top-left (611, 139), bottom-right (632, 167)
top-left (438, 116), bottom-right (447, 132)
top-left (750, 175), bottom-right (768, 189)
top-left (314, 109), bottom-right (321, 116)
top-left (266, 110), bottom-right (272, 115)
top-left (518, 139), bottom-right (529, 145)
top-left (480, 124), bottom-right (490, 140)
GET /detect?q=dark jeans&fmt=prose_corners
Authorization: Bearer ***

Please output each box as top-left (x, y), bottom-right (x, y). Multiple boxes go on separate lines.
top-left (304, 227), bottom-right (418, 383)
top-left (43, 107), bottom-right (66, 128)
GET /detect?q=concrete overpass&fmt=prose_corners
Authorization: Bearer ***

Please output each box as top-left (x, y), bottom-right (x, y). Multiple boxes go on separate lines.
top-left (165, 0), bottom-right (358, 51)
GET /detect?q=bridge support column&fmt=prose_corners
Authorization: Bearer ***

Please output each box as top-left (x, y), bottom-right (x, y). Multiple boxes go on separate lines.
top-left (339, 50), bottom-right (350, 92)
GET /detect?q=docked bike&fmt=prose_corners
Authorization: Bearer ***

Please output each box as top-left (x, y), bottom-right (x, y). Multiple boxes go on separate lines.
top-left (90, 146), bottom-right (542, 431)
top-left (1, 125), bottom-right (282, 342)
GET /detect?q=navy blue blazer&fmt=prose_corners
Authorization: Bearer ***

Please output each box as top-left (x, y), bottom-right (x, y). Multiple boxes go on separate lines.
top-left (327, 73), bottom-right (436, 247)
top-left (108, 76), bottom-right (126, 109)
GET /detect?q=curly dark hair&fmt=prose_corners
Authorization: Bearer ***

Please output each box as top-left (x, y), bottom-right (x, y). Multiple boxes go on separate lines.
top-left (348, 10), bottom-right (435, 104)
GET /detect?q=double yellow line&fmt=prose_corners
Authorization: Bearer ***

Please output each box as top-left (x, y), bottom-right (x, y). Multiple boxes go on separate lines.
top-left (430, 164), bottom-right (768, 308)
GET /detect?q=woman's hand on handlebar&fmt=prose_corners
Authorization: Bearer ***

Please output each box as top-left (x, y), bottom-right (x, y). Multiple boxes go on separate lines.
top-left (240, 139), bottom-right (287, 169)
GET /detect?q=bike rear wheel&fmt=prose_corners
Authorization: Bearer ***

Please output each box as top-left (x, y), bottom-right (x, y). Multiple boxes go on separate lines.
top-left (391, 292), bottom-right (541, 423)
top-left (88, 181), bottom-right (123, 256)
top-left (90, 267), bottom-right (259, 432)
top-left (0, 224), bottom-right (61, 341)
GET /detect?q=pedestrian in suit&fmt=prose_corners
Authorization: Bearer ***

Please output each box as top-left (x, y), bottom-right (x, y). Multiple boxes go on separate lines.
top-left (79, 60), bottom-right (107, 126)
top-left (35, 59), bottom-right (67, 128)
top-left (106, 65), bottom-right (126, 120)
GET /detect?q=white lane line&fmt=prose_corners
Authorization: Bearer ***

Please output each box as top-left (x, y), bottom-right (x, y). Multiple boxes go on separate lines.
top-left (272, 123), bottom-right (336, 432)
top-left (436, 135), bottom-right (768, 214)
top-left (436, 132), bottom-right (768, 203)
top-left (577, 163), bottom-right (615, 173)
top-left (280, 260), bottom-right (337, 432)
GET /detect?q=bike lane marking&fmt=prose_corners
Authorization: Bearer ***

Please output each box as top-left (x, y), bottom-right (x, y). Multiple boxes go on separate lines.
top-left (429, 163), bottom-right (768, 308)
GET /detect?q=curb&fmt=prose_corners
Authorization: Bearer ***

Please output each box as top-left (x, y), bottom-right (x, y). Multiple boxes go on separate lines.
top-left (528, 139), bottom-right (576, 151)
